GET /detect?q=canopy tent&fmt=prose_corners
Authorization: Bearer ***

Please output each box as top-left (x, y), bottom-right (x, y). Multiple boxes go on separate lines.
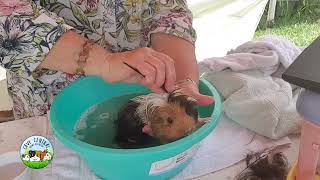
top-left (0, 0), bottom-right (271, 111)
top-left (187, 0), bottom-right (270, 61)
top-left (0, 67), bottom-right (11, 111)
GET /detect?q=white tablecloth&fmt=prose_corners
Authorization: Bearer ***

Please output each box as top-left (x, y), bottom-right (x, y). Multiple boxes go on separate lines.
top-left (0, 114), bottom-right (293, 180)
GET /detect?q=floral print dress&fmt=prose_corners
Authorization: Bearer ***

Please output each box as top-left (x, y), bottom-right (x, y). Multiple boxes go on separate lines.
top-left (0, 0), bottom-right (196, 119)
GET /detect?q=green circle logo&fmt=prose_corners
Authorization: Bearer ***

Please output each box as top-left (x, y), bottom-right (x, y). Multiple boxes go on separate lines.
top-left (20, 135), bottom-right (54, 169)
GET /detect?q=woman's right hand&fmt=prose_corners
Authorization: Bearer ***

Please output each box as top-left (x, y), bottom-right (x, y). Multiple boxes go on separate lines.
top-left (101, 47), bottom-right (176, 93)
top-left (41, 31), bottom-right (175, 93)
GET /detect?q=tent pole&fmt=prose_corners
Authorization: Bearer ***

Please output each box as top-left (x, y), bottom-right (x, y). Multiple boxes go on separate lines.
top-left (266, 0), bottom-right (277, 34)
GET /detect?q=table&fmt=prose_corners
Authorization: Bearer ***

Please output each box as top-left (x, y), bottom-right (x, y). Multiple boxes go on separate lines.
top-left (0, 116), bottom-right (300, 180)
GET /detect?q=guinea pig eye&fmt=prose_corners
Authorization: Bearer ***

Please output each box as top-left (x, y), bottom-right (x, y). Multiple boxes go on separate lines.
top-left (167, 117), bottom-right (174, 124)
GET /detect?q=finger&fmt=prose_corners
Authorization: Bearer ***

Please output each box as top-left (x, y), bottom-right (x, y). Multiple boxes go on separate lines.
top-left (153, 52), bottom-right (176, 92)
top-left (125, 60), bottom-right (156, 86)
top-left (145, 56), bottom-right (166, 89)
top-left (151, 51), bottom-right (176, 92)
top-left (140, 80), bottom-right (166, 94)
top-left (122, 72), bottom-right (165, 94)
top-left (175, 83), bottom-right (215, 106)
top-left (195, 94), bottom-right (215, 106)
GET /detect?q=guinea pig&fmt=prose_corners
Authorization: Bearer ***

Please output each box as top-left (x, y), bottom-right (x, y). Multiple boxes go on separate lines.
top-left (115, 91), bottom-right (209, 149)
top-left (236, 152), bottom-right (288, 180)
top-left (28, 150), bottom-right (36, 158)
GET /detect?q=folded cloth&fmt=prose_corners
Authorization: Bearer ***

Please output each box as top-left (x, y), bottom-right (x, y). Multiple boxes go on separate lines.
top-left (20, 115), bottom-right (291, 180)
top-left (199, 35), bottom-right (303, 139)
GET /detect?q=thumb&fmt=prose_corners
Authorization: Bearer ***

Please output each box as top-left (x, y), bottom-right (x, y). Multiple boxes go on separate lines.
top-left (195, 94), bottom-right (214, 106)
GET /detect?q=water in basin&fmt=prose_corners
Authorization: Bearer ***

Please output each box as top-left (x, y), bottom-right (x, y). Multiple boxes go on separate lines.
top-left (74, 93), bottom-right (160, 149)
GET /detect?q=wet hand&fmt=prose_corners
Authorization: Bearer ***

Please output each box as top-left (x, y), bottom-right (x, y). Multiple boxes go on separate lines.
top-left (103, 47), bottom-right (176, 93)
top-left (174, 79), bottom-right (214, 106)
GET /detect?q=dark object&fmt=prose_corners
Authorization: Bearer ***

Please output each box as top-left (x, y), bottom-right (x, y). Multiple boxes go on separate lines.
top-left (28, 150), bottom-right (36, 158)
top-left (114, 100), bottom-right (156, 149)
top-left (123, 62), bottom-right (142, 76)
top-left (0, 110), bottom-right (14, 123)
top-left (236, 152), bottom-right (289, 180)
top-left (282, 36), bottom-right (320, 93)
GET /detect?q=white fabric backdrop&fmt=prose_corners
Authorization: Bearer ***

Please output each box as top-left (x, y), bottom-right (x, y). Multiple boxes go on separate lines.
top-left (187, 0), bottom-right (269, 60)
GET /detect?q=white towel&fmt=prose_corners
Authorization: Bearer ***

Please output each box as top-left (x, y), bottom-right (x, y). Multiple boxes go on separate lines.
top-left (198, 35), bottom-right (303, 139)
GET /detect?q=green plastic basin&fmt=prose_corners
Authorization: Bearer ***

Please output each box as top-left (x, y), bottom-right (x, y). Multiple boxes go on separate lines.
top-left (50, 76), bottom-right (221, 180)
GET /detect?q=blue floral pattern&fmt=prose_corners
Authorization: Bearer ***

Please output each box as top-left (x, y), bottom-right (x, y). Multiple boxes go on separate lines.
top-left (0, 0), bottom-right (196, 119)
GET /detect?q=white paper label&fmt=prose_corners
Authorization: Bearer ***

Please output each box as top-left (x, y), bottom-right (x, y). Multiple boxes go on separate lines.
top-left (149, 143), bottom-right (201, 175)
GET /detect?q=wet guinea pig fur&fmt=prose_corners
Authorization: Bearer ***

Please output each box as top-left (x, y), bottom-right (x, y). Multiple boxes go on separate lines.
top-left (236, 151), bottom-right (288, 180)
top-left (115, 91), bottom-right (209, 149)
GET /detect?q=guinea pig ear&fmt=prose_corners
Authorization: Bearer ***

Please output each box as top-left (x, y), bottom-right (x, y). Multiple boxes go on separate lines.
top-left (185, 101), bottom-right (198, 121)
top-left (196, 117), bottom-right (210, 128)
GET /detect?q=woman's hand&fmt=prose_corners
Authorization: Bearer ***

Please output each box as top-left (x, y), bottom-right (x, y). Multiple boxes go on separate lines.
top-left (101, 47), bottom-right (176, 93)
top-left (151, 34), bottom-right (212, 103)
top-left (41, 31), bottom-right (175, 93)
top-left (174, 80), bottom-right (214, 106)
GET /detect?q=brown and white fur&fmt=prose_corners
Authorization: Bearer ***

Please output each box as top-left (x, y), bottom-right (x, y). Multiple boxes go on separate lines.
top-left (115, 91), bottom-right (209, 149)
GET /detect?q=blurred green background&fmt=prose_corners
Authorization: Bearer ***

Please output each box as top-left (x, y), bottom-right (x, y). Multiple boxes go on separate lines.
top-left (255, 0), bottom-right (320, 47)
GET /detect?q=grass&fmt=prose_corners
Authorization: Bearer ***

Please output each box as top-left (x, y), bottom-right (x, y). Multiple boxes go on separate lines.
top-left (254, 3), bottom-right (320, 48)
top-left (22, 160), bottom-right (51, 169)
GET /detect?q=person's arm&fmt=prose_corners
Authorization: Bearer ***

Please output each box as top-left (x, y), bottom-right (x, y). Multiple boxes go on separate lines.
top-left (151, 33), bottom-right (213, 106)
top-left (143, 0), bottom-right (213, 105)
top-left (39, 30), bottom-right (107, 77)
top-left (41, 30), bottom-right (176, 92)
top-left (0, 1), bottom-right (106, 80)
top-left (143, 0), bottom-right (197, 82)
top-left (0, 1), bottom-right (175, 92)
top-left (0, 1), bottom-right (73, 82)
top-left (151, 33), bottom-right (199, 84)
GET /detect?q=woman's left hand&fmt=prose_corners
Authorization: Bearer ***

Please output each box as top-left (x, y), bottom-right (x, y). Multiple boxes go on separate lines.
top-left (174, 80), bottom-right (214, 106)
